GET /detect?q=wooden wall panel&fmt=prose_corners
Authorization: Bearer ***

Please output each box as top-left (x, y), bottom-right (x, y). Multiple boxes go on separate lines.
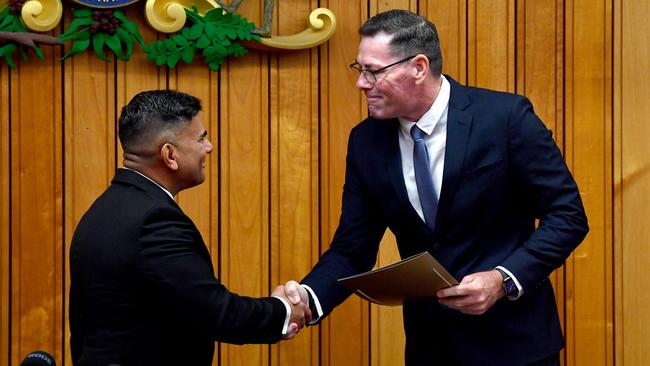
top-left (565, 0), bottom-right (612, 365)
top-left (615, 1), bottom-right (650, 365)
top-left (270, 1), bottom-right (320, 365)
top-left (219, 1), bottom-right (269, 364)
top-left (468, 0), bottom-right (515, 92)
top-left (62, 26), bottom-right (117, 366)
top-left (318, 0), bottom-right (367, 365)
top-left (0, 59), bottom-right (9, 366)
top-left (10, 45), bottom-right (63, 362)
top-left (425, 0), bottom-right (467, 83)
top-left (516, 0), bottom-right (569, 356)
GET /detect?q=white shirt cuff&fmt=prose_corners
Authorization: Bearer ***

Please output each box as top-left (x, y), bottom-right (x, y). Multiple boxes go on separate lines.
top-left (495, 265), bottom-right (524, 300)
top-left (272, 296), bottom-right (291, 334)
top-left (300, 284), bottom-right (324, 324)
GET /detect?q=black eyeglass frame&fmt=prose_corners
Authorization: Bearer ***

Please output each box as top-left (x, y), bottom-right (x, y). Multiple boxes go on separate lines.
top-left (349, 55), bottom-right (417, 84)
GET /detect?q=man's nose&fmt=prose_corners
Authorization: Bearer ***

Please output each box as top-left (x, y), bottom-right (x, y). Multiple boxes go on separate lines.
top-left (355, 73), bottom-right (373, 90)
top-left (205, 139), bottom-right (213, 153)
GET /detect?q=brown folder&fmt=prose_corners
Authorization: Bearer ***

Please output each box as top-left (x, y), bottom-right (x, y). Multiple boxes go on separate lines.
top-left (337, 251), bottom-right (459, 306)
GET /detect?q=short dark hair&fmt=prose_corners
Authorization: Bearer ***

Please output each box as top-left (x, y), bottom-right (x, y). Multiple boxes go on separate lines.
top-left (359, 9), bottom-right (443, 76)
top-left (118, 90), bottom-right (202, 151)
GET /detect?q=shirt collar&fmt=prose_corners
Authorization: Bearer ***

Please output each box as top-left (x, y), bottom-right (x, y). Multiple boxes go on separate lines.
top-left (398, 74), bottom-right (450, 135)
top-left (123, 167), bottom-right (175, 199)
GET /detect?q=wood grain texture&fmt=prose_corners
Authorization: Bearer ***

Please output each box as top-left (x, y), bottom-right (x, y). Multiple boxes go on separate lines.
top-left (62, 24), bottom-right (117, 366)
top-left (0, 57), bottom-right (9, 366)
top-left (565, 0), bottom-right (612, 365)
top-left (10, 41), bottom-right (63, 363)
top-left (616, 1), bottom-right (650, 365)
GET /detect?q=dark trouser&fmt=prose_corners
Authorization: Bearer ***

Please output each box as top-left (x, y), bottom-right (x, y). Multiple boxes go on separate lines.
top-left (527, 353), bottom-right (560, 366)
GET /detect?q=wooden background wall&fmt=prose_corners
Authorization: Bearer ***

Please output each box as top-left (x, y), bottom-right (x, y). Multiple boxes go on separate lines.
top-left (0, 0), bottom-right (647, 365)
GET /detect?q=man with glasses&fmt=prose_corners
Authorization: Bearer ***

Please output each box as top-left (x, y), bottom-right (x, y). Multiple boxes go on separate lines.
top-left (285, 9), bottom-right (588, 366)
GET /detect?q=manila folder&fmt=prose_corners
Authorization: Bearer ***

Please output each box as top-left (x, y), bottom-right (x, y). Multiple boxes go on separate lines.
top-left (337, 252), bottom-right (458, 306)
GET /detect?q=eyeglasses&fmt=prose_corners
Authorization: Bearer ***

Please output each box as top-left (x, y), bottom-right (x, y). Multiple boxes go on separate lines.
top-left (349, 55), bottom-right (417, 84)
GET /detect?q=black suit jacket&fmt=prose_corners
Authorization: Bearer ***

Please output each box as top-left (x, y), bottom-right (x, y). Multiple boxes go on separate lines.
top-left (70, 169), bottom-right (286, 366)
top-left (303, 77), bottom-right (589, 365)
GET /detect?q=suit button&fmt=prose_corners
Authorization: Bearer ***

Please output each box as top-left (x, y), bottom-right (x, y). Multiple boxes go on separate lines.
top-left (432, 242), bottom-right (440, 251)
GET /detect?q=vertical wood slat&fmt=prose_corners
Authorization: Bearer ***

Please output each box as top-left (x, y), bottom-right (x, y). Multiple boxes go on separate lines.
top-left (0, 59), bottom-right (10, 366)
top-left (616, 1), bottom-right (650, 365)
top-left (0, 0), bottom-right (642, 365)
top-left (425, 0), bottom-right (467, 84)
top-left (10, 45), bottom-right (63, 363)
top-left (564, 0), bottom-right (612, 365)
top-left (219, 1), bottom-right (269, 364)
top-left (270, 0), bottom-right (320, 365)
top-left (62, 23), bottom-right (117, 366)
top-left (468, 0), bottom-right (515, 92)
top-left (318, 0), bottom-right (367, 365)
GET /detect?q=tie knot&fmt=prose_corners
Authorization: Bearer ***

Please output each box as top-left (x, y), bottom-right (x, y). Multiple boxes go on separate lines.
top-left (410, 125), bottom-right (426, 141)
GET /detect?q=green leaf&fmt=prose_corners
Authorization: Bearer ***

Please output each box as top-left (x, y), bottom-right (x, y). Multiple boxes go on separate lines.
top-left (166, 53), bottom-right (180, 68)
top-left (204, 23), bottom-right (216, 38)
top-left (180, 46), bottom-right (194, 64)
top-left (230, 43), bottom-right (247, 57)
top-left (72, 8), bottom-right (92, 18)
top-left (145, 50), bottom-right (157, 62)
top-left (114, 11), bottom-right (144, 45)
top-left (32, 45), bottom-right (44, 60)
top-left (92, 33), bottom-right (110, 62)
top-left (10, 16), bottom-right (26, 32)
top-left (208, 59), bottom-right (223, 72)
top-left (105, 33), bottom-right (123, 58)
top-left (155, 40), bottom-right (166, 53)
top-left (188, 23), bottom-right (204, 40)
top-left (0, 14), bottom-right (14, 29)
top-left (0, 43), bottom-right (17, 68)
top-left (60, 17), bottom-right (94, 39)
top-left (196, 34), bottom-right (210, 49)
top-left (172, 34), bottom-right (188, 47)
top-left (224, 28), bottom-right (237, 40)
top-left (164, 38), bottom-right (177, 52)
top-left (155, 54), bottom-right (166, 66)
top-left (204, 7), bottom-right (224, 22)
top-left (115, 28), bottom-right (134, 60)
top-left (62, 39), bottom-right (90, 60)
top-left (181, 27), bottom-right (191, 39)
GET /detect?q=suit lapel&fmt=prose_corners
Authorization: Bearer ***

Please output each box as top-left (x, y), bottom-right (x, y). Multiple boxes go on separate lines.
top-left (437, 77), bottom-right (473, 226)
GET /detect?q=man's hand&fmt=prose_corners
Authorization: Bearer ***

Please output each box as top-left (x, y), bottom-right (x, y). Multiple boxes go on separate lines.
top-left (272, 284), bottom-right (311, 340)
top-left (284, 280), bottom-right (309, 306)
top-left (436, 270), bottom-right (505, 315)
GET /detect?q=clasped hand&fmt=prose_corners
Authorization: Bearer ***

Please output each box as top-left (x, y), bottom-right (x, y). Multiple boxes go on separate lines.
top-left (272, 280), bottom-right (311, 340)
top-left (436, 269), bottom-right (505, 315)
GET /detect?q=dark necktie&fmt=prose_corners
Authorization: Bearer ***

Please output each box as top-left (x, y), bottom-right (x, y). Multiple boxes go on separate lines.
top-left (410, 125), bottom-right (438, 231)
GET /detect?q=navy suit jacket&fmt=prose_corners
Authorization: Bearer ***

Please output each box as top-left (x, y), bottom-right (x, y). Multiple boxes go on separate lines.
top-left (70, 169), bottom-right (287, 366)
top-left (302, 77), bottom-right (588, 365)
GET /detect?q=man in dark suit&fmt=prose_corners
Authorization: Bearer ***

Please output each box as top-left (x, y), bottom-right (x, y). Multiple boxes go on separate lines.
top-left (69, 90), bottom-right (309, 366)
top-left (284, 9), bottom-right (588, 366)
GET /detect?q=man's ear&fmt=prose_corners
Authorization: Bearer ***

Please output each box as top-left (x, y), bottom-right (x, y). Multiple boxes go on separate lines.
top-left (161, 143), bottom-right (179, 171)
top-left (412, 55), bottom-right (430, 82)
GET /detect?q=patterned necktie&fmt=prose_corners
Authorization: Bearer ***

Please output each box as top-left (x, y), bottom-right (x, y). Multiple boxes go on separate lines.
top-left (410, 125), bottom-right (438, 231)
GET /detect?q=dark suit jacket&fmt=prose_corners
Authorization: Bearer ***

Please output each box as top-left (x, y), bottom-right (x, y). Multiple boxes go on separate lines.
top-left (70, 169), bottom-right (286, 366)
top-left (302, 76), bottom-right (589, 365)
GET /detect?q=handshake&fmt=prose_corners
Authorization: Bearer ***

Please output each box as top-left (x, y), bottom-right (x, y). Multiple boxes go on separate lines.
top-left (271, 280), bottom-right (312, 340)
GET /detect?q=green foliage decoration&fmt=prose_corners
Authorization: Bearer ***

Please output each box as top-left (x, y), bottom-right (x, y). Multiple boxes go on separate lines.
top-left (0, 1), bottom-right (44, 67)
top-left (59, 8), bottom-right (144, 61)
top-left (143, 6), bottom-right (260, 72)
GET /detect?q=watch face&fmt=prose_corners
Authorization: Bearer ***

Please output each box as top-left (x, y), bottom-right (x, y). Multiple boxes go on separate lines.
top-left (504, 279), bottom-right (518, 296)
